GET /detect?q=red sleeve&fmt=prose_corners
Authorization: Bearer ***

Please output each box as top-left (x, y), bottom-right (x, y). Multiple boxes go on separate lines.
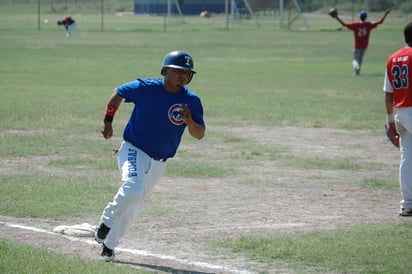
top-left (344, 22), bottom-right (357, 30)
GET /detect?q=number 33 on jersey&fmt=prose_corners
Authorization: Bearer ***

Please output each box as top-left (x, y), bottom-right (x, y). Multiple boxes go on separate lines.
top-left (385, 48), bottom-right (412, 108)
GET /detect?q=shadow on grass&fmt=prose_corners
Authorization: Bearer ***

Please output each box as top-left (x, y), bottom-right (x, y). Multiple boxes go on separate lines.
top-left (115, 260), bottom-right (214, 274)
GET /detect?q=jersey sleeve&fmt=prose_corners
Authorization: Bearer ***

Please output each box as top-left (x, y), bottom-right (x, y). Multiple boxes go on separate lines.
top-left (191, 97), bottom-right (205, 128)
top-left (116, 80), bottom-right (142, 103)
top-left (369, 22), bottom-right (380, 30)
top-left (344, 22), bottom-right (357, 30)
top-left (383, 69), bottom-right (393, 93)
top-left (184, 88), bottom-right (205, 128)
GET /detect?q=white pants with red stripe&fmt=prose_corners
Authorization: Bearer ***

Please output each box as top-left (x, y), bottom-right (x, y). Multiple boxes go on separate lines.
top-left (98, 141), bottom-right (167, 249)
top-left (395, 107), bottom-right (412, 210)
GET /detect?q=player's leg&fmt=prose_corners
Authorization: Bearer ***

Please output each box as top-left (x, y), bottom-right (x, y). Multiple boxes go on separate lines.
top-left (395, 108), bottom-right (412, 216)
top-left (95, 142), bottom-right (168, 260)
top-left (145, 159), bottom-right (167, 195)
top-left (104, 155), bottom-right (168, 247)
top-left (95, 142), bottom-right (148, 247)
top-left (357, 49), bottom-right (365, 70)
top-left (98, 143), bottom-right (147, 225)
top-left (102, 198), bottom-right (143, 261)
top-left (352, 49), bottom-right (364, 75)
top-left (352, 49), bottom-right (359, 73)
top-left (67, 22), bottom-right (76, 36)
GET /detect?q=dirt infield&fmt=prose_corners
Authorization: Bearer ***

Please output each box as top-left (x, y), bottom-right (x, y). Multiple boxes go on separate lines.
top-left (0, 126), bottom-right (410, 273)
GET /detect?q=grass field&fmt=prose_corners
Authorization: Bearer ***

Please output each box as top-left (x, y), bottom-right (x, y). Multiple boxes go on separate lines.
top-left (1, 5), bottom-right (411, 273)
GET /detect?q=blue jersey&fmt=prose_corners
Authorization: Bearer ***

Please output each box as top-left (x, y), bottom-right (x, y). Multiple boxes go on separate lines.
top-left (117, 78), bottom-right (205, 160)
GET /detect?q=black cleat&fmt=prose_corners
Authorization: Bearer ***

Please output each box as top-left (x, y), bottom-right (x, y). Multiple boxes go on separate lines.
top-left (95, 223), bottom-right (110, 244)
top-left (101, 243), bottom-right (115, 262)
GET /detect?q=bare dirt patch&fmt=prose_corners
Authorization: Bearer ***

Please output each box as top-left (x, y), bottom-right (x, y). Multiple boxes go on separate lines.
top-left (1, 126), bottom-right (410, 273)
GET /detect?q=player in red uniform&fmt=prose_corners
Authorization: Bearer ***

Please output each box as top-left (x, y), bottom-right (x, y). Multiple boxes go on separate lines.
top-left (333, 9), bottom-right (390, 75)
top-left (383, 22), bottom-right (412, 217)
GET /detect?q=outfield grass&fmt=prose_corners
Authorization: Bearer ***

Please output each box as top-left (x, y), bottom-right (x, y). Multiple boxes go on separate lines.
top-left (219, 222), bottom-right (412, 273)
top-left (0, 241), bottom-right (147, 274)
top-left (0, 7), bottom-right (410, 273)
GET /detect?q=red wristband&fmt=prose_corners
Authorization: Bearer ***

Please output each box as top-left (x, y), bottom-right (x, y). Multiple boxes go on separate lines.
top-left (104, 103), bottom-right (118, 123)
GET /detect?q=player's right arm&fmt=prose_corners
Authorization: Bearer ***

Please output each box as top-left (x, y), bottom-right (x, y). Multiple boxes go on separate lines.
top-left (376, 9), bottom-right (390, 25)
top-left (383, 69), bottom-right (395, 117)
top-left (100, 89), bottom-right (124, 139)
top-left (385, 92), bottom-right (395, 118)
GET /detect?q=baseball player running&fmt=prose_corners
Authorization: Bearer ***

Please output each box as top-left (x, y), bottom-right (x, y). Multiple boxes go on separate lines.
top-left (95, 50), bottom-right (206, 261)
top-left (384, 22), bottom-right (412, 217)
top-left (331, 9), bottom-right (390, 75)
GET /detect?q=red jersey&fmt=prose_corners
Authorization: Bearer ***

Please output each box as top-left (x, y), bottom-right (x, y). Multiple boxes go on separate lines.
top-left (385, 47), bottom-right (412, 108)
top-left (344, 20), bottom-right (383, 49)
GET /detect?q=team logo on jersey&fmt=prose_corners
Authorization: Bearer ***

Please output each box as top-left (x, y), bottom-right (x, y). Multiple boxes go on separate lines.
top-left (168, 104), bottom-right (184, 125)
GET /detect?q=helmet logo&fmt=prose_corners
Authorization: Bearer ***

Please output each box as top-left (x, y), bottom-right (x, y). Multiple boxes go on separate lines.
top-left (168, 104), bottom-right (185, 125)
top-left (184, 56), bottom-right (192, 67)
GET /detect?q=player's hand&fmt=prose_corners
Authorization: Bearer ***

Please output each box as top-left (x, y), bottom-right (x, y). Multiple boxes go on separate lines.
top-left (101, 122), bottom-right (114, 139)
top-left (385, 122), bottom-right (399, 148)
top-left (180, 104), bottom-right (205, 139)
top-left (328, 8), bottom-right (338, 18)
top-left (180, 104), bottom-right (193, 125)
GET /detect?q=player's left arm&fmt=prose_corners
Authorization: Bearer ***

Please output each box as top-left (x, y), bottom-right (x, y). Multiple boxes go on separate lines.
top-left (180, 104), bottom-right (205, 140)
top-left (376, 9), bottom-right (390, 25)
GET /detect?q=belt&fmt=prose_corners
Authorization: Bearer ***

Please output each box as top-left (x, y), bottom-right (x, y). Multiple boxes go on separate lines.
top-left (153, 157), bottom-right (167, 162)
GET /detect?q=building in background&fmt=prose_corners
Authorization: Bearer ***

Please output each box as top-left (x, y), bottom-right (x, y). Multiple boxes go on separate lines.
top-left (134, 0), bottom-right (279, 16)
top-left (134, 0), bottom-right (224, 15)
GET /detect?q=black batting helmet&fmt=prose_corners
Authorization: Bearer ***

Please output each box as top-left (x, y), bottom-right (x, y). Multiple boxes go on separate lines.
top-left (161, 50), bottom-right (196, 83)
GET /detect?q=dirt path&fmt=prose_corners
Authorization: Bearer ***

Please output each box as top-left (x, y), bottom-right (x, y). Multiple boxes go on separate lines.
top-left (0, 126), bottom-right (409, 273)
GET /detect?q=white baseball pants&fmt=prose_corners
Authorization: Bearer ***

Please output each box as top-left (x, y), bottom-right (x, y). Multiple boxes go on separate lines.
top-left (352, 48), bottom-right (366, 70)
top-left (395, 107), bottom-right (412, 210)
top-left (98, 141), bottom-right (167, 249)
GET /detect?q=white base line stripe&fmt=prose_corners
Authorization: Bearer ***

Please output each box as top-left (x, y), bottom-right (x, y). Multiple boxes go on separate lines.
top-left (0, 221), bottom-right (254, 274)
